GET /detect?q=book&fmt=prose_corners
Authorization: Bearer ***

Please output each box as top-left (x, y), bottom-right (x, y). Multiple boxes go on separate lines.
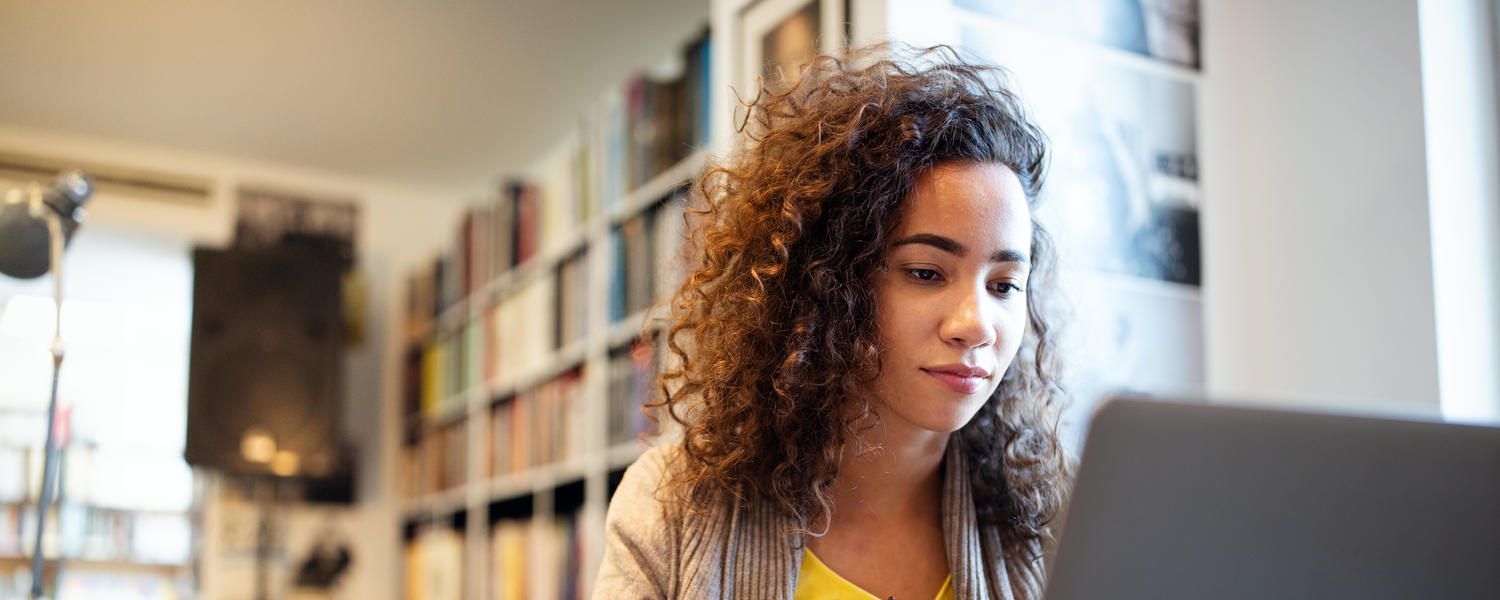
top-left (442, 421), bottom-right (466, 492)
top-left (420, 341), bottom-right (443, 419)
top-left (513, 181), bottom-right (540, 266)
top-left (459, 210), bottom-right (474, 297)
top-left (608, 208), bottom-right (660, 326)
top-left (494, 396), bottom-right (514, 476)
top-left (608, 340), bottom-right (658, 445)
top-left (407, 524), bottom-right (464, 600)
top-left (403, 345), bottom-right (424, 426)
top-left (555, 252), bottom-right (588, 349)
top-left (490, 190), bottom-right (515, 279)
top-left (686, 29), bottom-right (713, 149)
top-left (607, 228), bottom-right (628, 324)
top-left (601, 88), bottom-right (630, 213)
top-left (654, 189), bottom-right (691, 299)
top-left (489, 519), bottom-right (529, 600)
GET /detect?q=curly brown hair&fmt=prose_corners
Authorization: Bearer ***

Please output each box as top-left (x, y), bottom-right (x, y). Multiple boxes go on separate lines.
top-left (651, 44), bottom-right (1069, 574)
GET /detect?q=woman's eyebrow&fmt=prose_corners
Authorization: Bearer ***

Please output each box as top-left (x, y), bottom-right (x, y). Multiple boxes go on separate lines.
top-left (892, 233), bottom-right (1030, 264)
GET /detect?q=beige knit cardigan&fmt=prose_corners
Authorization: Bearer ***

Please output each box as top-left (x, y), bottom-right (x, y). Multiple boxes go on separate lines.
top-left (593, 437), bottom-right (1045, 599)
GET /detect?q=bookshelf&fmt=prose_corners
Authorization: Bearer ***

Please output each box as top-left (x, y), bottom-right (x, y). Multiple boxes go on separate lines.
top-left (398, 28), bottom-right (713, 600)
top-left (0, 441), bottom-right (195, 596)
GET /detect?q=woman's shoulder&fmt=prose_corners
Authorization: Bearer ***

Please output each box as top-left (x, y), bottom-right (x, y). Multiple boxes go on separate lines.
top-left (608, 440), bottom-right (691, 524)
top-left (616, 440), bottom-right (682, 494)
top-left (633, 440), bottom-right (681, 477)
top-left (597, 440), bottom-right (707, 598)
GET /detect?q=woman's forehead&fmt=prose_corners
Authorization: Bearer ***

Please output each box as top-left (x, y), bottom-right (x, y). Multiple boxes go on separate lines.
top-left (895, 162), bottom-right (1032, 245)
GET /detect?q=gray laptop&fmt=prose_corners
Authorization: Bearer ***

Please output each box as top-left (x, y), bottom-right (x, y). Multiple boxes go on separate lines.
top-left (1044, 397), bottom-right (1500, 600)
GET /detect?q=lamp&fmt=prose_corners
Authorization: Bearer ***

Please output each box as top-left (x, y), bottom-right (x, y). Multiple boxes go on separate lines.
top-left (0, 170), bottom-right (91, 279)
top-left (0, 170), bottom-right (93, 600)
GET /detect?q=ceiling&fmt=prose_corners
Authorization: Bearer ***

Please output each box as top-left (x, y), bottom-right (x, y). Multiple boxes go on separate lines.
top-left (0, 0), bottom-right (710, 193)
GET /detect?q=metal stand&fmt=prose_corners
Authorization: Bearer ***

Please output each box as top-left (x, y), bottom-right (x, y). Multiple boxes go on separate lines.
top-left (254, 477), bottom-right (279, 600)
top-left (29, 190), bottom-right (67, 600)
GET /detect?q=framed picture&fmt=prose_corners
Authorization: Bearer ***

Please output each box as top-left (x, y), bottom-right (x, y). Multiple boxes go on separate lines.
top-left (737, 0), bottom-right (847, 99)
top-left (955, 0), bottom-right (1201, 69)
top-left (954, 4), bottom-right (1206, 441)
top-left (960, 22), bottom-right (1200, 286)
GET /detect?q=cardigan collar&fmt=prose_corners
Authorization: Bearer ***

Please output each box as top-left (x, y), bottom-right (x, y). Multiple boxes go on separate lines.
top-left (723, 436), bottom-right (1015, 599)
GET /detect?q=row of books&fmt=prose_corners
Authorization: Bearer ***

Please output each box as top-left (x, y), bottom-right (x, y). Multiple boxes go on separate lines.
top-left (403, 188), bottom-right (688, 426)
top-left (403, 512), bottom-right (585, 600)
top-left (404, 523), bottom-right (463, 600)
top-left (489, 370), bottom-right (588, 478)
top-left (591, 28), bottom-right (711, 217)
top-left (622, 29), bottom-right (713, 194)
top-left (555, 252), bottom-right (589, 349)
top-left (402, 367), bottom-right (593, 501)
top-left (401, 28), bottom-right (711, 344)
top-left (608, 340), bottom-right (659, 447)
top-left (491, 514), bottom-right (586, 600)
top-left (609, 190), bottom-right (690, 324)
top-left (484, 276), bottom-right (559, 388)
top-left (404, 274), bottom-right (558, 422)
top-left (0, 502), bottom-right (190, 566)
top-left (404, 420), bottom-right (467, 498)
top-left (405, 180), bottom-right (546, 337)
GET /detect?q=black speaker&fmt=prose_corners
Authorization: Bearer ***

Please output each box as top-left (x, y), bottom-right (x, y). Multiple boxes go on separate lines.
top-left (185, 246), bottom-right (345, 481)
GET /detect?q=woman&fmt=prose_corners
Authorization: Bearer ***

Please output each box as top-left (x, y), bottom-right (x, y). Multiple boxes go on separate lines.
top-left (596, 45), bottom-right (1069, 600)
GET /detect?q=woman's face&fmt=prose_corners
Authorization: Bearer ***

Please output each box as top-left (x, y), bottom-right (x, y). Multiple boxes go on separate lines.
top-left (868, 161), bottom-right (1033, 435)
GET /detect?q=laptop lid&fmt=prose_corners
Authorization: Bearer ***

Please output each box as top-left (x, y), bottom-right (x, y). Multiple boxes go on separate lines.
top-left (1044, 398), bottom-right (1500, 600)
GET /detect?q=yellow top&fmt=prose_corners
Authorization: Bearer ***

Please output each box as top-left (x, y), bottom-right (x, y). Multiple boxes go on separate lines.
top-left (794, 548), bottom-right (955, 600)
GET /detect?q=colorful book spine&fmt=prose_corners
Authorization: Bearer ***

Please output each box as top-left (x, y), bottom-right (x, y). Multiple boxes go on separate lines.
top-left (513, 181), bottom-right (539, 266)
top-left (489, 519), bottom-right (529, 600)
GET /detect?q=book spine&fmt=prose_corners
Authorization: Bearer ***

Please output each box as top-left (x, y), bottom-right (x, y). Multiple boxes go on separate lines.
top-left (516, 182), bottom-right (539, 266)
top-left (491, 192), bottom-right (513, 279)
top-left (608, 228), bottom-right (627, 324)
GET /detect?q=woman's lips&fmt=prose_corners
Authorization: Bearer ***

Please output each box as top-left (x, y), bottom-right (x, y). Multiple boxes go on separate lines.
top-left (922, 368), bottom-right (985, 394)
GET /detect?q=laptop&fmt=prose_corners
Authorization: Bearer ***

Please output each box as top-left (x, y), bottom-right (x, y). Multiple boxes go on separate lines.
top-left (1043, 397), bottom-right (1500, 600)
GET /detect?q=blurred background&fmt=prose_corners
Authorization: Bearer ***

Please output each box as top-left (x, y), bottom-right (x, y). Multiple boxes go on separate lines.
top-left (0, 0), bottom-right (1495, 598)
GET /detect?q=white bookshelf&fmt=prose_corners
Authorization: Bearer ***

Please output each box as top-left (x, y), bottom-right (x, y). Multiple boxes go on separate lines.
top-left (399, 137), bottom-right (709, 600)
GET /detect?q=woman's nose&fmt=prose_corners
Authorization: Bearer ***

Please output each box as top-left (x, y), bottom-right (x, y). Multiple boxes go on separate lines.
top-left (939, 283), bottom-right (996, 349)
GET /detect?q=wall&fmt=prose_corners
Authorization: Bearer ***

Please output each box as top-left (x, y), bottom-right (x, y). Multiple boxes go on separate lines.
top-left (1417, 0), bottom-right (1500, 423)
top-left (0, 122), bottom-right (472, 599)
top-left (1198, 0), bottom-right (1444, 417)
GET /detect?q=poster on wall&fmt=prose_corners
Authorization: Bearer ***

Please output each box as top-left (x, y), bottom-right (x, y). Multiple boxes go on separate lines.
top-left (955, 0), bottom-right (1201, 69)
top-left (963, 32), bottom-right (1200, 285)
top-left (738, 0), bottom-right (848, 97)
top-left (954, 0), bottom-right (1204, 445)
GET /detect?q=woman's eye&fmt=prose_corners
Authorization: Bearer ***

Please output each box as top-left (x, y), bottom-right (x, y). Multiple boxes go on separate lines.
top-left (989, 281), bottom-right (1024, 296)
top-left (906, 268), bottom-right (941, 282)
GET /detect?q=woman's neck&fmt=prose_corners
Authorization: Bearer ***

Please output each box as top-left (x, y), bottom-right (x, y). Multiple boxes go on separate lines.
top-left (803, 416), bottom-right (955, 600)
top-left (819, 416), bottom-right (949, 530)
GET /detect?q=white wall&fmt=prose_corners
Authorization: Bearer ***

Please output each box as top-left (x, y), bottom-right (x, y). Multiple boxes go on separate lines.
top-left (1417, 0), bottom-right (1500, 424)
top-left (0, 122), bottom-right (471, 599)
top-left (1198, 0), bottom-right (1443, 417)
